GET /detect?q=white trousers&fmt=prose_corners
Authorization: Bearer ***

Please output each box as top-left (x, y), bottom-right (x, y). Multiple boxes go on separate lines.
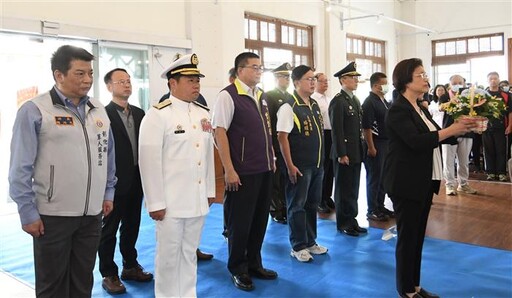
top-left (442, 137), bottom-right (473, 187)
top-left (155, 215), bottom-right (205, 298)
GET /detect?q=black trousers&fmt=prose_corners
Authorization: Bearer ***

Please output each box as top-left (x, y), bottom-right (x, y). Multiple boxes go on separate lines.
top-left (269, 154), bottom-right (287, 219)
top-left (225, 171), bottom-right (272, 275)
top-left (471, 133), bottom-right (483, 170)
top-left (483, 129), bottom-right (507, 175)
top-left (333, 161), bottom-right (361, 229)
top-left (98, 169), bottom-right (143, 277)
top-left (363, 138), bottom-right (388, 214)
top-left (35, 214), bottom-right (102, 298)
top-left (391, 181), bottom-right (436, 295)
top-left (321, 130), bottom-right (334, 206)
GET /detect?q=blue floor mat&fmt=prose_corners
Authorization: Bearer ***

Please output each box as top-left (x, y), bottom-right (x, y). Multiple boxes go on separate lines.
top-left (1, 204), bottom-right (511, 297)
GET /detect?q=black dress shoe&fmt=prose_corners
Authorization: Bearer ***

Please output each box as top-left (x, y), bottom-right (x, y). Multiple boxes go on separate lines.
top-left (248, 267), bottom-right (278, 280)
top-left (317, 204), bottom-right (331, 214)
top-left (231, 273), bottom-right (254, 291)
top-left (272, 216), bottom-right (287, 224)
top-left (353, 224), bottom-right (368, 234)
top-left (367, 211), bottom-right (389, 221)
top-left (418, 288), bottom-right (440, 298)
top-left (339, 227), bottom-right (359, 237)
top-left (380, 207), bottom-right (395, 218)
top-left (196, 248), bottom-right (213, 261)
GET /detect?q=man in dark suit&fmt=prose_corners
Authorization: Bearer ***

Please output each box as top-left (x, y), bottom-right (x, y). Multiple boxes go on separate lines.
top-left (99, 68), bottom-right (152, 294)
top-left (329, 62), bottom-right (367, 237)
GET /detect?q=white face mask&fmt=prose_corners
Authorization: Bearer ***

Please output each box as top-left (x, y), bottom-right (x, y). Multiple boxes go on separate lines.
top-left (502, 86), bottom-right (510, 92)
top-left (381, 84), bottom-right (389, 94)
top-left (451, 84), bottom-right (463, 93)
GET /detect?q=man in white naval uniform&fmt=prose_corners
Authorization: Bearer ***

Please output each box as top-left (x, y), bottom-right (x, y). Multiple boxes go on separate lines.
top-left (139, 53), bottom-right (215, 297)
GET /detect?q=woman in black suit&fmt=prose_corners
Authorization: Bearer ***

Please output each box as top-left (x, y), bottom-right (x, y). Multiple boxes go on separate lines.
top-left (383, 58), bottom-right (475, 298)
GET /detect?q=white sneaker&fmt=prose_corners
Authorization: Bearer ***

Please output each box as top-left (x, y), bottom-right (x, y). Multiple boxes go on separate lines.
top-left (306, 244), bottom-right (328, 255)
top-left (446, 185), bottom-right (457, 196)
top-left (290, 249), bottom-right (313, 262)
top-left (457, 184), bottom-right (477, 194)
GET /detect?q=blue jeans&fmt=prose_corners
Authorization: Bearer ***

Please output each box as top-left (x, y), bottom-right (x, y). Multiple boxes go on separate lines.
top-left (285, 166), bottom-right (323, 251)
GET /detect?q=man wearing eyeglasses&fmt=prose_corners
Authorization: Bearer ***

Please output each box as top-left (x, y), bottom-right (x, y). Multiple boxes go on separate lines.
top-left (277, 65), bottom-right (328, 263)
top-left (266, 62), bottom-right (294, 225)
top-left (99, 68), bottom-right (152, 294)
top-left (329, 61), bottom-right (366, 237)
top-left (212, 52), bottom-right (277, 291)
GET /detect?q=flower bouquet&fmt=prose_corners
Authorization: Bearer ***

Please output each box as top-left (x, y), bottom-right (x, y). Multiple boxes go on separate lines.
top-left (440, 87), bottom-right (506, 133)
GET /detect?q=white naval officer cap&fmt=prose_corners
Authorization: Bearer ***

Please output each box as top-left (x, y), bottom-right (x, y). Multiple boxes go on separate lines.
top-left (161, 53), bottom-right (205, 79)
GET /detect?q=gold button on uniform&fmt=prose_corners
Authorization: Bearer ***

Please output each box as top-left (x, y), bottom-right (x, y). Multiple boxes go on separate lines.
top-left (198, 161), bottom-right (201, 166)
top-left (193, 125), bottom-right (197, 129)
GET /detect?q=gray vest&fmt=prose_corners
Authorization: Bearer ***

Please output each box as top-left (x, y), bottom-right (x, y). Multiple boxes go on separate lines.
top-left (31, 88), bottom-right (110, 217)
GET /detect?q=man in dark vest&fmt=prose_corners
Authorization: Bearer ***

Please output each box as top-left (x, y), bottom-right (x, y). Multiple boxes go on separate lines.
top-left (277, 65), bottom-right (328, 263)
top-left (212, 52), bottom-right (277, 292)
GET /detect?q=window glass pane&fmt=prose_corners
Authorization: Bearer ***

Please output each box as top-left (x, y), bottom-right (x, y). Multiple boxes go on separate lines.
top-left (301, 55), bottom-right (308, 66)
top-left (297, 29), bottom-right (302, 47)
top-left (357, 40), bottom-right (363, 54)
top-left (260, 21), bottom-right (268, 41)
top-left (435, 42), bottom-right (445, 56)
top-left (347, 38), bottom-right (352, 53)
top-left (490, 35), bottom-right (503, 51)
top-left (289, 27), bottom-right (295, 45)
top-left (479, 37), bottom-right (490, 51)
top-left (249, 19), bottom-right (258, 40)
top-left (245, 18), bottom-right (249, 39)
top-left (295, 54), bottom-right (300, 66)
top-left (367, 41), bottom-right (374, 56)
top-left (446, 41), bottom-right (456, 55)
top-left (468, 38), bottom-right (479, 53)
top-left (375, 43), bottom-right (381, 57)
top-left (303, 30), bottom-right (309, 47)
top-left (456, 40), bottom-right (466, 54)
top-left (282, 26), bottom-right (289, 44)
top-left (269, 23), bottom-right (276, 42)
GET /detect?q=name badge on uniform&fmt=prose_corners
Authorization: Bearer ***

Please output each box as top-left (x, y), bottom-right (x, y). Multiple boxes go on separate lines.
top-left (174, 124), bottom-right (185, 134)
top-left (55, 116), bottom-right (74, 126)
top-left (201, 118), bottom-right (212, 133)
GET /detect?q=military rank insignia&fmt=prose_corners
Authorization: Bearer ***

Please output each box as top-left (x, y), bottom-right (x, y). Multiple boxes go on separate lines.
top-left (174, 124), bottom-right (185, 134)
top-left (55, 116), bottom-right (74, 126)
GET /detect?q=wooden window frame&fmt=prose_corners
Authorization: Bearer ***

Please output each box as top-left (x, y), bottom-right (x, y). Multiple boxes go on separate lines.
top-left (244, 12), bottom-right (314, 68)
top-left (432, 33), bottom-right (504, 66)
top-left (346, 34), bottom-right (386, 72)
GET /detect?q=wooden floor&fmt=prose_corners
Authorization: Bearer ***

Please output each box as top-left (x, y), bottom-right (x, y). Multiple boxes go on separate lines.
top-left (215, 176), bottom-right (512, 251)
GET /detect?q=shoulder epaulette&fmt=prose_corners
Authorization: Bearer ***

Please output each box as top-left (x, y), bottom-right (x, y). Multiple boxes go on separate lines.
top-left (153, 99), bottom-right (172, 110)
top-left (192, 100), bottom-right (210, 111)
